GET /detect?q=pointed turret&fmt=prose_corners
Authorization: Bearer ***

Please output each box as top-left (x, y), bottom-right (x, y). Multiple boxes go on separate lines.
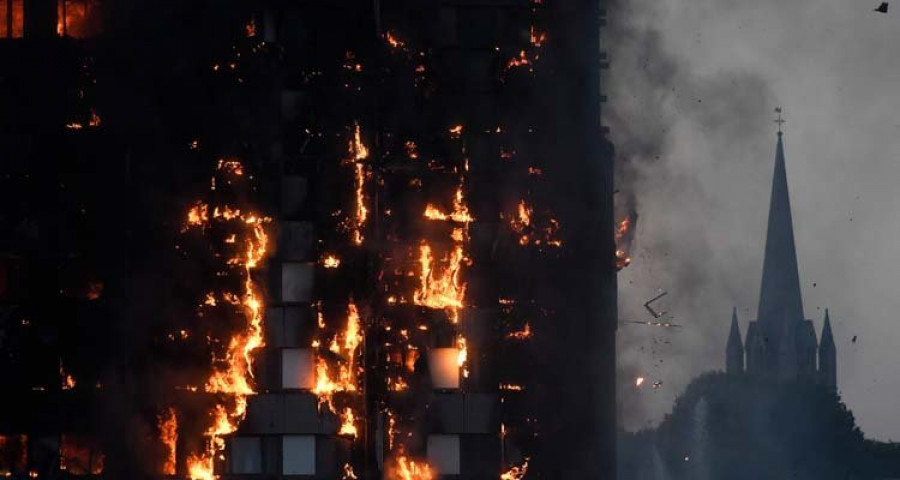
top-left (757, 132), bottom-right (805, 329)
top-left (726, 308), bottom-right (745, 374)
top-left (819, 309), bottom-right (837, 389)
top-left (744, 322), bottom-right (765, 374)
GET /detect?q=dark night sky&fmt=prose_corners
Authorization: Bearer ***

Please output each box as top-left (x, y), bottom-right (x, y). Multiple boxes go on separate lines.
top-left (609, 0), bottom-right (900, 440)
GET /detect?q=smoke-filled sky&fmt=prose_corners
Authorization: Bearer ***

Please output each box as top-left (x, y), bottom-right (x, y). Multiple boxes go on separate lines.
top-left (608, 0), bottom-right (900, 440)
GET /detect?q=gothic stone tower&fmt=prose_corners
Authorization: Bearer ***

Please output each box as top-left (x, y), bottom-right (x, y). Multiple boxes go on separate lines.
top-left (725, 129), bottom-right (836, 389)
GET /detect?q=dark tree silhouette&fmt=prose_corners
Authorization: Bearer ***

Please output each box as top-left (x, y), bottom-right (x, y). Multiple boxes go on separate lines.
top-left (619, 372), bottom-right (876, 479)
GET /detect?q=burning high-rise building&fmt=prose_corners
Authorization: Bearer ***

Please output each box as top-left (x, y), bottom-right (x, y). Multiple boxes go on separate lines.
top-left (0, 1), bottom-right (616, 478)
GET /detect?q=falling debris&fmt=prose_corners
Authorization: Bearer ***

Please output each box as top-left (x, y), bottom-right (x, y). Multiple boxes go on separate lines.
top-left (874, 2), bottom-right (889, 12)
top-left (644, 291), bottom-right (669, 318)
top-left (624, 320), bottom-right (682, 328)
top-left (852, 336), bottom-right (857, 343)
top-left (635, 377), bottom-right (645, 387)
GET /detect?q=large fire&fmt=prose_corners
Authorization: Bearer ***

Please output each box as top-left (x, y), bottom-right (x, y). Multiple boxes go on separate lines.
top-left (311, 302), bottom-right (364, 413)
top-left (413, 243), bottom-right (468, 322)
top-left (180, 160), bottom-right (271, 480)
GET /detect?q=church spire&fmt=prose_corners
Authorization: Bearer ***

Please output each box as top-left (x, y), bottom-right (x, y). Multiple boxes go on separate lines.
top-left (726, 307), bottom-right (745, 374)
top-left (819, 309), bottom-right (837, 389)
top-left (757, 113), bottom-right (805, 328)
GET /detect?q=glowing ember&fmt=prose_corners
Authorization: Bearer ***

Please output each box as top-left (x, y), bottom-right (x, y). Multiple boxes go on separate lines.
top-left (342, 463), bottom-right (359, 479)
top-left (507, 323), bottom-right (533, 340)
top-left (530, 25), bottom-right (547, 47)
top-left (501, 459), bottom-right (530, 480)
top-left (322, 254), bottom-right (341, 269)
top-left (506, 50), bottom-right (533, 71)
top-left (60, 362), bottom-right (76, 390)
top-left (635, 377), bottom-right (645, 387)
top-left (386, 31), bottom-right (406, 49)
top-left (405, 141), bottom-right (419, 159)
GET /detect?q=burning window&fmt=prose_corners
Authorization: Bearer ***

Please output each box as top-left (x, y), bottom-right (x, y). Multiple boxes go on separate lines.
top-left (0, 0), bottom-right (24, 38)
top-left (0, 435), bottom-right (27, 476)
top-left (56, 0), bottom-right (101, 38)
top-left (59, 434), bottom-right (104, 475)
top-left (427, 348), bottom-right (461, 389)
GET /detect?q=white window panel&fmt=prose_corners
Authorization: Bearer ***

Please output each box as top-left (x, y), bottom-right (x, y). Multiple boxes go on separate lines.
top-left (281, 262), bottom-right (314, 302)
top-left (230, 436), bottom-right (262, 474)
top-left (427, 434), bottom-right (461, 475)
top-left (282, 435), bottom-right (316, 475)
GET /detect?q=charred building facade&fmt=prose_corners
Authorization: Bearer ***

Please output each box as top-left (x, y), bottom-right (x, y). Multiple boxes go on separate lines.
top-left (725, 130), bottom-right (836, 390)
top-left (1, 1), bottom-right (616, 479)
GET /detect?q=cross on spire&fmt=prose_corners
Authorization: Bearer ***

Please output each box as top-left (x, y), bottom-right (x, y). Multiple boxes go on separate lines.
top-left (774, 107), bottom-right (786, 134)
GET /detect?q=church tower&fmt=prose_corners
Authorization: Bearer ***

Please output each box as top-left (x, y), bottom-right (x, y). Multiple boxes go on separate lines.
top-left (726, 307), bottom-right (744, 374)
top-left (819, 309), bottom-right (837, 389)
top-left (727, 114), bottom-right (835, 388)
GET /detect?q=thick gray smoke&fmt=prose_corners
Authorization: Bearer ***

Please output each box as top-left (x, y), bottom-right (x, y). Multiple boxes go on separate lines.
top-left (606, 0), bottom-right (900, 441)
top-left (607, 0), bottom-right (776, 431)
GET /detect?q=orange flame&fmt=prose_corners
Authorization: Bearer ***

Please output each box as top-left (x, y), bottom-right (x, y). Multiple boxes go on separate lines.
top-left (501, 459), bottom-right (530, 480)
top-left (614, 215), bottom-right (635, 270)
top-left (343, 463), bottom-right (359, 479)
top-left (60, 362), bottom-right (76, 390)
top-left (183, 160), bottom-right (270, 480)
top-left (158, 408), bottom-right (178, 475)
top-left (322, 254), bottom-right (341, 269)
top-left (386, 31), bottom-right (406, 49)
top-left (423, 186), bottom-right (474, 224)
top-left (388, 456), bottom-right (434, 480)
top-left (311, 302), bottom-right (364, 412)
top-left (339, 408), bottom-right (358, 438)
top-left (506, 50), bottom-right (533, 71)
top-left (509, 200), bottom-right (561, 248)
top-left (507, 323), bottom-right (533, 340)
top-left (413, 243), bottom-right (468, 322)
top-left (347, 123), bottom-right (370, 245)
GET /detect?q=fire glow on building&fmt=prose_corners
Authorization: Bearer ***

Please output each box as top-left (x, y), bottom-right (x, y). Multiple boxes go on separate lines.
top-left (0, 0), bottom-right (614, 478)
